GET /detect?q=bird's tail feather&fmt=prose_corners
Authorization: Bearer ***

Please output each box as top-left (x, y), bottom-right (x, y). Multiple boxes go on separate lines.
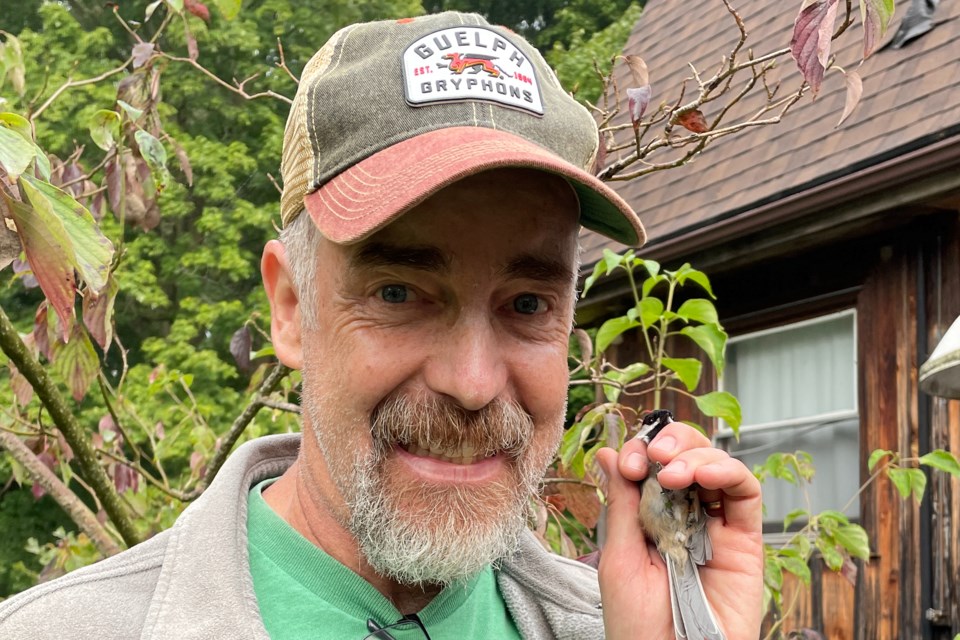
top-left (667, 555), bottom-right (725, 640)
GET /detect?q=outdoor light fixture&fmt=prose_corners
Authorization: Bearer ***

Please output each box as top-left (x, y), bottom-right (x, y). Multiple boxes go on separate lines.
top-left (920, 314), bottom-right (960, 398)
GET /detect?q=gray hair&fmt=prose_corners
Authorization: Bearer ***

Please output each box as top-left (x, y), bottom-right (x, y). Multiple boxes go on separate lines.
top-left (278, 210), bottom-right (321, 328)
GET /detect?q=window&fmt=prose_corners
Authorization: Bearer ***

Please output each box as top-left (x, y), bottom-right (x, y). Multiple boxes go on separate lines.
top-left (717, 310), bottom-right (859, 534)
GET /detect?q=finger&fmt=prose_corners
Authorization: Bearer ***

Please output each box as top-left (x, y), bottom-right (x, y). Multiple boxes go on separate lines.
top-left (654, 447), bottom-right (730, 489)
top-left (691, 456), bottom-right (763, 531)
top-left (595, 447), bottom-right (652, 562)
top-left (645, 421), bottom-right (712, 466)
top-left (617, 435), bottom-right (651, 481)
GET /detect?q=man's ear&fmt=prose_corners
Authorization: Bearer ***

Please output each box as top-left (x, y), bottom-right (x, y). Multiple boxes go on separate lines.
top-left (261, 239), bottom-right (303, 370)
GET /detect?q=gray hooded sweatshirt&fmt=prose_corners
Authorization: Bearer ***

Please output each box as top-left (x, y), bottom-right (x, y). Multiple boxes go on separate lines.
top-left (0, 434), bottom-right (605, 639)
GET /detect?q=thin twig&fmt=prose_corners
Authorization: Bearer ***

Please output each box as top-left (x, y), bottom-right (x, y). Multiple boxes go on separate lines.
top-left (31, 61), bottom-right (133, 122)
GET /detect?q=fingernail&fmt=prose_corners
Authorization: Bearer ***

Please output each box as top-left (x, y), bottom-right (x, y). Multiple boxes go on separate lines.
top-left (626, 452), bottom-right (645, 471)
top-left (663, 459), bottom-right (686, 474)
top-left (648, 435), bottom-right (676, 454)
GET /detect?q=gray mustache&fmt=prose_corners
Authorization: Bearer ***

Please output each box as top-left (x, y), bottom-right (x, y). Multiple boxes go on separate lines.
top-left (370, 393), bottom-right (534, 459)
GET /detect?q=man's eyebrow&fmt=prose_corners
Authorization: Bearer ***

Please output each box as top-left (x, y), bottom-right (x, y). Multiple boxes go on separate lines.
top-left (348, 242), bottom-right (449, 273)
top-left (501, 253), bottom-right (574, 284)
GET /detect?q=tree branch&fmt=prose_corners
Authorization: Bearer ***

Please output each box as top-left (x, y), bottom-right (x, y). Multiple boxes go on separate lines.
top-left (0, 427), bottom-right (122, 557)
top-left (0, 307), bottom-right (141, 546)
top-left (180, 363), bottom-right (292, 501)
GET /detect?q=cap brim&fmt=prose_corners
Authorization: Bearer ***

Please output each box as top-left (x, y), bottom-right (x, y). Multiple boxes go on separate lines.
top-left (303, 127), bottom-right (645, 246)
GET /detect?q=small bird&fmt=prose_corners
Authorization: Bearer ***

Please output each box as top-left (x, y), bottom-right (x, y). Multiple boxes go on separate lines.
top-left (637, 409), bottom-right (725, 640)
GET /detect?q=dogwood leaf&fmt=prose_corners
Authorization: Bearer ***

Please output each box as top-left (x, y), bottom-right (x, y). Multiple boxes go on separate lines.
top-left (791, 0), bottom-right (840, 95)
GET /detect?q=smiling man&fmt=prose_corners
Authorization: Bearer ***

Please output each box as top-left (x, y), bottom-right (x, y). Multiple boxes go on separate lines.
top-left (0, 11), bottom-right (763, 640)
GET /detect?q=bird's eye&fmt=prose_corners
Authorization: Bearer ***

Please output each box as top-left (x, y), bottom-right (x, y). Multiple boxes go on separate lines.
top-left (379, 285), bottom-right (410, 303)
top-left (513, 293), bottom-right (544, 315)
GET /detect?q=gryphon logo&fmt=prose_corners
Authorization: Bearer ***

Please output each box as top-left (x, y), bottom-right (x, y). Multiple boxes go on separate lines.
top-left (402, 26), bottom-right (544, 115)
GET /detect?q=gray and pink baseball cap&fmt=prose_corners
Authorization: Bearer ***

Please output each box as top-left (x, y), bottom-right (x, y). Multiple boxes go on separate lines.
top-left (280, 11), bottom-right (646, 247)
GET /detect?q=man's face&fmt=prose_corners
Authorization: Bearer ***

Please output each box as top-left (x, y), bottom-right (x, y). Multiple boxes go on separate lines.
top-left (297, 169), bottom-right (580, 585)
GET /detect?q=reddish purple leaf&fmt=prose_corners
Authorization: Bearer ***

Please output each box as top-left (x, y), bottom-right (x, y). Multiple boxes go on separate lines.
top-left (131, 42), bottom-right (155, 69)
top-left (168, 135), bottom-right (193, 186)
top-left (0, 221), bottom-right (20, 271)
top-left (99, 414), bottom-right (124, 449)
top-left (82, 275), bottom-right (118, 350)
top-left (31, 451), bottom-right (57, 500)
top-left (675, 109), bottom-right (709, 133)
top-left (577, 550), bottom-right (601, 569)
top-left (840, 557), bottom-right (858, 585)
top-left (12, 258), bottom-right (38, 288)
top-left (34, 302), bottom-right (54, 361)
top-left (185, 23), bottom-right (199, 61)
top-left (185, 0), bottom-right (211, 22)
top-left (230, 325), bottom-right (252, 371)
top-left (836, 69), bottom-right (863, 127)
top-left (10, 361), bottom-right (34, 406)
top-left (627, 85), bottom-right (652, 131)
top-left (154, 421), bottom-right (165, 441)
top-left (861, 0), bottom-right (896, 59)
top-left (3, 194), bottom-right (76, 339)
top-left (791, 0), bottom-right (840, 95)
top-left (51, 323), bottom-right (99, 402)
top-left (113, 463), bottom-right (139, 493)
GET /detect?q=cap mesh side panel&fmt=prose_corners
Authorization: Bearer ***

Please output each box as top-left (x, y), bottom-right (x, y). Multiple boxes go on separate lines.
top-left (280, 30), bottom-right (344, 227)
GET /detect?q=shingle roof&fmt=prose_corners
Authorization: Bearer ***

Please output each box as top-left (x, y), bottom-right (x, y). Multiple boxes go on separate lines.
top-left (581, 0), bottom-right (960, 265)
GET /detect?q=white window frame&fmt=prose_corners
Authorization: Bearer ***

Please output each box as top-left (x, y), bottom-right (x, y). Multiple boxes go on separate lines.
top-left (714, 309), bottom-right (860, 541)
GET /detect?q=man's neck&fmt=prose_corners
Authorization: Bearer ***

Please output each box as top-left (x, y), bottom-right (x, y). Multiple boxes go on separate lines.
top-left (261, 459), bottom-right (443, 614)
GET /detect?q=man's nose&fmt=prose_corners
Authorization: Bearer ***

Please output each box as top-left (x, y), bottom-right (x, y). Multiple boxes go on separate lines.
top-left (423, 316), bottom-right (508, 412)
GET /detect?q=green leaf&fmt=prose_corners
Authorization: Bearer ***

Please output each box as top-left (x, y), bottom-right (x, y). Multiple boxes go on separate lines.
top-left (0, 34), bottom-right (26, 96)
top-left (694, 391), bottom-right (741, 431)
top-left (212, 0), bottom-right (242, 20)
top-left (674, 264), bottom-right (716, 298)
top-left (116, 100), bottom-right (145, 121)
top-left (919, 449), bottom-right (960, 478)
top-left (816, 536), bottom-right (844, 571)
top-left (20, 174), bottom-right (114, 293)
top-left (596, 315), bottom-right (639, 354)
top-left (2, 194), bottom-right (76, 337)
top-left (779, 551), bottom-right (812, 585)
top-left (134, 129), bottom-right (169, 192)
top-left (164, 0), bottom-right (184, 13)
top-left (560, 408), bottom-right (604, 469)
top-left (145, 0), bottom-right (165, 20)
top-left (602, 248), bottom-right (623, 274)
top-left (89, 110), bottom-right (121, 151)
top-left (638, 296), bottom-right (664, 329)
top-left (676, 298), bottom-right (719, 325)
top-left (641, 273), bottom-right (666, 298)
top-left (0, 112), bottom-right (31, 138)
top-left (887, 467), bottom-right (927, 503)
top-left (868, 448), bottom-right (893, 471)
top-left (0, 123), bottom-right (35, 178)
top-left (834, 524), bottom-right (870, 561)
top-left (603, 362), bottom-right (651, 402)
top-left (783, 508), bottom-right (808, 530)
top-left (640, 259), bottom-right (660, 277)
top-left (763, 555), bottom-right (784, 591)
top-left (680, 323), bottom-right (727, 375)
top-left (661, 357), bottom-right (702, 391)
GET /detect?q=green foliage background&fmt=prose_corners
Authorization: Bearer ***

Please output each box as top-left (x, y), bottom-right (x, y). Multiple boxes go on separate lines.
top-left (0, 0), bottom-right (642, 597)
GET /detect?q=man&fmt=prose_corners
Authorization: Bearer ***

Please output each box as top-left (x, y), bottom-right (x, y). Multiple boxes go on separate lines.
top-left (0, 12), bottom-right (763, 639)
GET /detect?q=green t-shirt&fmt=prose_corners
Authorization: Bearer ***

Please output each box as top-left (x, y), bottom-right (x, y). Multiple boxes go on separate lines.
top-left (247, 480), bottom-right (523, 639)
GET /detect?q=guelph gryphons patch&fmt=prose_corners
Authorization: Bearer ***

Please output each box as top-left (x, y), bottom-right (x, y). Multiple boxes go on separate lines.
top-left (402, 26), bottom-right (545, 116)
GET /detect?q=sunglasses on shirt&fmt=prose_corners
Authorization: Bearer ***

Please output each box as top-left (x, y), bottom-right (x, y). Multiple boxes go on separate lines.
top-left (364, 614), bottom-right (432, 640)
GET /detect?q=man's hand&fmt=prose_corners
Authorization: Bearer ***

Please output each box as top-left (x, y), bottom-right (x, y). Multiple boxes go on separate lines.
top-left (595, 419), bottom-right (764, 640)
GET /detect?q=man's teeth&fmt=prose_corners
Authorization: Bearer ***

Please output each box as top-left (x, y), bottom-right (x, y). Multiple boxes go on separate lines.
top-left (404, 440), bottom-right (491, 464)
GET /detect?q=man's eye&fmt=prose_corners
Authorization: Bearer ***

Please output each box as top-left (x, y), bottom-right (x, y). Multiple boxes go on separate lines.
top-left (379, 284), bottom-right (412, 303)
top-left (513, 293), bottom-right (545, 315)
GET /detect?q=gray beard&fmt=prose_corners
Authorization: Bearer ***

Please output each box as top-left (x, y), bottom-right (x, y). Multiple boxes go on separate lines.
top-left (309, 392), bottom-right (548, 587)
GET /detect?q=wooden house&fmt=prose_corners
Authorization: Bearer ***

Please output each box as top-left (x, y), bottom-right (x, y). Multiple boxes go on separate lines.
top-left (578, 0), bottom-right (960, 637)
